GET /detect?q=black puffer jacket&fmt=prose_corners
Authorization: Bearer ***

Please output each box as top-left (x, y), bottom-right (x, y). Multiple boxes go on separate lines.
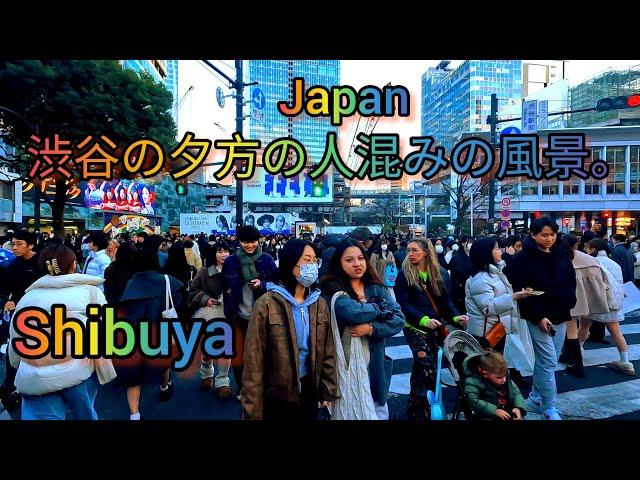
top-left (509, 235), bottom-right (577, 325)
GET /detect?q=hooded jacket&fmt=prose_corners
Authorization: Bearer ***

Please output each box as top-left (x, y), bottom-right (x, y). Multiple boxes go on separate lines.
top-left (242, 287), bottom-right (337, 420)
top-left (509, 235), bottom-right (577, 325)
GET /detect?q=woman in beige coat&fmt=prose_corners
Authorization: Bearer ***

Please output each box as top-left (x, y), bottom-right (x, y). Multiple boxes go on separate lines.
top-left (563, 234), bottom-right (616, 378)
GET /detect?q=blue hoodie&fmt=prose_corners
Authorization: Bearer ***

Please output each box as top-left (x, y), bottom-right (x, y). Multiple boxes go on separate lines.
top-left (266, 282), bottom-right (321, 379)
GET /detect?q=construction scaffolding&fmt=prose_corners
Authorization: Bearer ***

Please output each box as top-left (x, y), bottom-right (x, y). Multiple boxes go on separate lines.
top-left (569, 65), bottom-right (640, 127)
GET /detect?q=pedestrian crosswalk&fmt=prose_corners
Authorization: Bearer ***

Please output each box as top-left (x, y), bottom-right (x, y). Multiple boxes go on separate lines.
top-left (385, 312), bottom-right (640, 420)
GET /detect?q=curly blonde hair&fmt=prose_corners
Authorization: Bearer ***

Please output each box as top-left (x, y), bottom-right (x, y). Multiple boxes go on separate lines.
top-left (401, 237), bottom-right (443, 296)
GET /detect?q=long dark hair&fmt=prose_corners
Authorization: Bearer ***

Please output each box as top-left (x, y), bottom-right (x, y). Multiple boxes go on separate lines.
top-left (320, 239), bottom-right (380, 300)
top-left (277, 238), bottom-right (317, 296)
top-left (469, 237), bottom-right (499, 277)
top-left (164, 243), bottom-right (190, 284)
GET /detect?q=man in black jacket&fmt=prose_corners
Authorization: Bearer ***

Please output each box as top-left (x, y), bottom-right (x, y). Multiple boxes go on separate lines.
top-left (510, 217), bottom-right (577, 420)
top-left (0, 230), bottom-right (44, 411)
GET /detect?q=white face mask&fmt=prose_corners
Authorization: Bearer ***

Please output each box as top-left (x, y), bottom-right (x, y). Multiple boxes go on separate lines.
top-left (452, 244), bottom-right (459, 251)
top-left (466, 242), bottom-right (473, 252)
top-left (435, 245), bottom-right (444, 254)
top-left (381, 244), bottom-right (388, 252)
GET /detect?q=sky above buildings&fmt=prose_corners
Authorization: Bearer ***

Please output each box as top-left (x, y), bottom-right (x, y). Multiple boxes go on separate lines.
top-left (180, 60), bottom-right (640, 186)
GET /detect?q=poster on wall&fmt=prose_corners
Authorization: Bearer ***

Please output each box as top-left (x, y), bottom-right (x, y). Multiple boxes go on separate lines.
top-left (243, 167), bottom-right (333, 204)
top-left (243, 212), bottom-right (292, 235)
top-left (80, 179), bottom-right (157, 215)
top-left (103, 214), bottom-right (162, 237)
top-left (180, 213), bottom-right (216, 236)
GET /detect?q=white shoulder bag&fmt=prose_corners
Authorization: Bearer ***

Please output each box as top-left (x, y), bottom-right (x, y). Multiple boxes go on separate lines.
top-left (330, 291), bottom-right (379, 420)
top-left (503, 304), bottom-right (535, 374)
top-left (162, 274), bottom-right (179, 319)
top-left (89, 285), bottom-right (117, 385)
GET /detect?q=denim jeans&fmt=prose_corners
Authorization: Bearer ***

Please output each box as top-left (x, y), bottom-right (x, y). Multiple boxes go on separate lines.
top-left (200, 358), bottom-right (231, 389)
top-left (21, 375), bottom-right (99, 420)
top-left (527, 321), bottom-right (567, 411)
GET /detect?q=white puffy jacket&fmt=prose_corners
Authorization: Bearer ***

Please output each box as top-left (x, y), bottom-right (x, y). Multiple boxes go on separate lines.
top-left (464, 261), bottom-right (517, 338)
top-left (81, 249), bottom-right (111, 290)
top-left (9, 274), bottom-right (106, 396)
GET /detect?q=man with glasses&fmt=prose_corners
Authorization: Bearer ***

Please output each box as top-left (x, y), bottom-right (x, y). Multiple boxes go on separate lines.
top-left (221, 225), bottom-right (278, 399)
top-left (0, 230), bottom-right (44, 412)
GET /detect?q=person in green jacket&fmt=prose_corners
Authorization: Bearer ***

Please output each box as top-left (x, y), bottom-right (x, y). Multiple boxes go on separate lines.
top-left (463, 351), bottom-right (527, 420)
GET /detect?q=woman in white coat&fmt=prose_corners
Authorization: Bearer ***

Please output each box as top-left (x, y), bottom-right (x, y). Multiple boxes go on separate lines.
top-left (579, 238), bottom-right (635, 375)
top-left (9, 244), bottom-right (115, 420)
top-left (465, 237), bottom-right (534, 382)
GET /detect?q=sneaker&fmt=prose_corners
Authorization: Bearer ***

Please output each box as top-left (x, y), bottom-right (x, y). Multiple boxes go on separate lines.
top-left (526, 396), bottom-right (542, 414)
top-left (216, 385), bottom-right (233, 400)
top-left (160, 381), bottom-right (174, 401)
top-left (543, 408), bottom-right (562, 420)
top-left (608, 360), bottom-right (636, 376)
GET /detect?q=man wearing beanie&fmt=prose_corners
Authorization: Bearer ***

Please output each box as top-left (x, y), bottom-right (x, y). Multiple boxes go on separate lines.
top-left (221, 225), bottom-right (277, 399)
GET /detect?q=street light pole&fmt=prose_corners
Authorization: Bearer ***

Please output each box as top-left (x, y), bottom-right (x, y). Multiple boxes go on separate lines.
top-left (200, 60), bottom-right (258, 232)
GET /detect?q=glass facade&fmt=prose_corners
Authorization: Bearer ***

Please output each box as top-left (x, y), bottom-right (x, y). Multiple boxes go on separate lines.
top-left (422, 60), bottom-right (523, 151)
top-left (248, 60), bottom-right (340, 165)
top-left (569, 66), bottom-right (640, 127)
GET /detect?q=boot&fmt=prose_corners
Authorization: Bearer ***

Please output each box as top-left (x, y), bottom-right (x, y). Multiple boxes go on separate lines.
top-left (563, 339), bottom-right (585, 378)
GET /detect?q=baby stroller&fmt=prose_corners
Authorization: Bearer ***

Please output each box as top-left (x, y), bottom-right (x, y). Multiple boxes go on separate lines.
top-left (442, 330), bottom-right (485, 420)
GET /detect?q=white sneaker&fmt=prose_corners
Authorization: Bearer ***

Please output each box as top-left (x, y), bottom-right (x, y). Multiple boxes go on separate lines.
top-left (526, 396), bottom-right (542, 414)
top-left (608, 360), bottom-right (636, 376)
top-left (543, 408), bottom-right (562, 420)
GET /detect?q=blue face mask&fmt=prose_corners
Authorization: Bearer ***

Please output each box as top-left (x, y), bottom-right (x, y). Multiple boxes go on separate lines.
top-left (296, 262), bottom-right (319, 288)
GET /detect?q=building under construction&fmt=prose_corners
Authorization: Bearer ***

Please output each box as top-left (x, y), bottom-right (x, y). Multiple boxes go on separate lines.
top-left (569, 66), bottom-right (640, 127)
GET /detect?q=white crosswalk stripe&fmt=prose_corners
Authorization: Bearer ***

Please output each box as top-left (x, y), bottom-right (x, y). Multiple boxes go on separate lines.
top-left (386, 313), bottom-right (640, 420)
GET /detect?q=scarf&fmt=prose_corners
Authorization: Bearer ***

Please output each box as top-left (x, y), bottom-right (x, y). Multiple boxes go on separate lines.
top-left (237, 245), bottom-right (263, 283)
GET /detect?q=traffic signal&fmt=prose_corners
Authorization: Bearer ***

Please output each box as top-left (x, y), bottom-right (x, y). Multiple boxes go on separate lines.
top-left (176, 180), bottom-right (188, 196)
top-left (311, 178), bottom-right (325, 197)
top-left (595, 94), bottom-right (640, 112)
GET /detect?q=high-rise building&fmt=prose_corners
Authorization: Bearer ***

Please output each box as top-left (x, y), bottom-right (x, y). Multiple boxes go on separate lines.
top-left (569, 65), bottom-right (640, 127)
top-left (121, 60), bottom-right (179, 125)
top-left (247, 60), bottom-right (339, 164)
top-left (246, 60), bottom-right (341, 221)
top-left (421, 60), bottom-right (523, 152)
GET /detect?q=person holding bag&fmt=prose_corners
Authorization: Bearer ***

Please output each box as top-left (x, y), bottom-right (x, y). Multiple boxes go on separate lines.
top-left (394, 237), bottom-right (468, 421)
top-left (242, 239), bottom-right (337, 420)
top-left (465, 237), bottom-right (535, 383)
top-left (510, 218), bottom-right (577, 420)
top-left (321, 239), bottom-right (405, 420)
top-left (117, 243), bottom-right (184, 420)
top-left (188, 240), bottom-right (233, 399)
top-left (8, 244), bottom-right (115, 420)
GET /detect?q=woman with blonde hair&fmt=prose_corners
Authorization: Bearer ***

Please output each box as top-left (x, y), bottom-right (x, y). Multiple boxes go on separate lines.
top-left (394, 237), bottom-right (468, 420)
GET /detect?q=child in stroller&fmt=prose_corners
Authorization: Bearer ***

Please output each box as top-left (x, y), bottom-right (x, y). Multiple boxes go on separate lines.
top-left (462, 351), bottom-right (527, 420)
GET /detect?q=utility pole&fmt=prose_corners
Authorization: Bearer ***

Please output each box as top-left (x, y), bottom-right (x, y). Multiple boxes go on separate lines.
top-left (487, 94), bottom-right (498, 229)
top-left (201, 60), bottom-right (257, 231)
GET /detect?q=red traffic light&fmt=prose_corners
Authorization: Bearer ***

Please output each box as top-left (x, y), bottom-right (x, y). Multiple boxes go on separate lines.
top-left (596, 94), bottom-right (640, 112)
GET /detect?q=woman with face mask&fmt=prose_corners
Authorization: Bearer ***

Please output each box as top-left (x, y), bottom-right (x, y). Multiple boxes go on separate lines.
top-left (369, 239), bottom-right (398, 300)
top-left (242, 239), bottom-right (337, 420)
